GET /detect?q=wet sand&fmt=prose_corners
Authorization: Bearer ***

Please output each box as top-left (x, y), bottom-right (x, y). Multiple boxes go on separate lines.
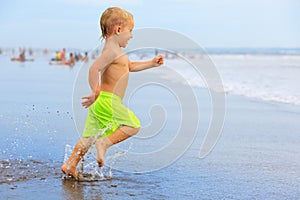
top-left (0, 55), bottom-right (300, 199)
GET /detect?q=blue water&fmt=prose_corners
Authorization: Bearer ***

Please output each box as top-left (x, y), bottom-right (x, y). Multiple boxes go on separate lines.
top-left (0, 53), bottom-right (300, 199)
top-left (205, 47), bottom-right (300, 55)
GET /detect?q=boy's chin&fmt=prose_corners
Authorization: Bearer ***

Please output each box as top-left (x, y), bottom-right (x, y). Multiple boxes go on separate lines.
top-left (121, 44), bottom-right (127, 48)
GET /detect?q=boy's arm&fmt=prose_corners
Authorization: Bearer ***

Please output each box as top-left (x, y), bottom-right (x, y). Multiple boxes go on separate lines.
top-left (130, 55), bottom-right (164, 72)
top-left (81, 50), bottom-right (115, 108)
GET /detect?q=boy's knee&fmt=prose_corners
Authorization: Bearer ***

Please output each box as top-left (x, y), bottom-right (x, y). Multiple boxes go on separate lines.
top-left (132, 127), bottom-right (140, 135)
top-left (128, 127), bottom-right (140, 136)
top-left (121, 126), bottom-right (140, 136)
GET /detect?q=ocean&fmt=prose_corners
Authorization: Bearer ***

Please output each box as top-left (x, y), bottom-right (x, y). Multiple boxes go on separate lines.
top-left (0, 48), bottom-right (299, 199)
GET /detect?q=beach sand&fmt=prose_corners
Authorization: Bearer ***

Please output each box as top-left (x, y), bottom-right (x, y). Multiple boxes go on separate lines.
top-left (0, 55), bottom-right (299, 199)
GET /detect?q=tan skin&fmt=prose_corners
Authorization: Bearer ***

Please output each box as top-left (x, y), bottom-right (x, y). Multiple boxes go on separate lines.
top-left (61, 19), bottom-right (164, 179)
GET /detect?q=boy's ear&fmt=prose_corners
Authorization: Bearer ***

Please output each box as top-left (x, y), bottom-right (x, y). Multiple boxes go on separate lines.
top-left (115, 26), bottom-right (121, 35)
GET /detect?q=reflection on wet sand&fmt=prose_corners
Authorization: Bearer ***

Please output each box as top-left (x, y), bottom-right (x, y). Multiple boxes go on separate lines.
top-left (62, 179), bottom-right (89, 200)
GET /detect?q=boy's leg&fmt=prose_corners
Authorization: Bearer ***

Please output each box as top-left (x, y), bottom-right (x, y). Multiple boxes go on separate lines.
top-left (61, 137), bottom-right (94, 179)
top-left (95, 126), bottom-right (139, 167)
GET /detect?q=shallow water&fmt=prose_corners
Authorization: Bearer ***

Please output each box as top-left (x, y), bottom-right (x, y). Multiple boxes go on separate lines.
top-left (1, 54), bottom-right (300, 199)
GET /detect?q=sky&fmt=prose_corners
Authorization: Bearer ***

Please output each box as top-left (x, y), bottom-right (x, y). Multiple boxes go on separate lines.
top-left (0, 0), bottom-right (299, 49)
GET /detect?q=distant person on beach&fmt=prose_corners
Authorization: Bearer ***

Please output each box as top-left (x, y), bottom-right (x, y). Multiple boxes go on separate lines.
top-left (82, 52), bottom-right (89, 62)
top-left (43, 48), bottom-right (48, 55)
top-left (19, 49), bottom-right (25, 61)
top-left (60, 48), bottom-right (66, 61)
top-left (11, 49), bottom-right (34, 62)
top-left (49, 52), bottom-right (76, 66)
top-left (61, 7), bottom-right (164, 179)
top-left (74, 52), bottom-right (80, 61)
top-left (28, 48), bottom-right (33, 56)
top-left (64, 53), bottom-right (76, 66)
top-left (52, 51), bottom-right (61, 61)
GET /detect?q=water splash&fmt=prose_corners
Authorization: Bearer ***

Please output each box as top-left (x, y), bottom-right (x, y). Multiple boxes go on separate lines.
top-left (62, 124), bottom-right (132, 182)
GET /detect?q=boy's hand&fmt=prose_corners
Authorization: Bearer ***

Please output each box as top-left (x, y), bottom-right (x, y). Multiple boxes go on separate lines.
top-left (152, 55), bottom-right (164, 67)
top-left (81, 92), bottom-right (96, 108)
top-left (81, 85), bottom-right (100, 108)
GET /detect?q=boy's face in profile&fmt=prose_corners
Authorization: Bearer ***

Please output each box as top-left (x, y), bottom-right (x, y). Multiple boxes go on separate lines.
top-left (117, 19), bottom-right (134, 48)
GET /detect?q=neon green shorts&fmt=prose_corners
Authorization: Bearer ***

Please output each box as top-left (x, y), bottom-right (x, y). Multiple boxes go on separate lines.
top-left (82, 91), bottom-right (140, 138)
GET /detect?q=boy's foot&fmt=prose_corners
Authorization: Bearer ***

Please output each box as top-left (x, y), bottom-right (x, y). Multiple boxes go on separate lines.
top-left (95, 139), bottom-right (109, 167)
top-left (61, 163), bottom-right (78, 179)
top-left (97, 156), bottom-right (104, 167)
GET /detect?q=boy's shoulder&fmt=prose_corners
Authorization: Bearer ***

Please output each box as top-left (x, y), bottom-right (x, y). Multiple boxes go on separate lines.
top-left (101, 47), bottom-right (128, 65)
top-left (112, 54), bottom-right (129, 66)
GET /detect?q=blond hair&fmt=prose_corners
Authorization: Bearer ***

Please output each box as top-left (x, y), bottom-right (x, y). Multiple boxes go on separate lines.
top-left (100, 7), bottom-right (133, 39)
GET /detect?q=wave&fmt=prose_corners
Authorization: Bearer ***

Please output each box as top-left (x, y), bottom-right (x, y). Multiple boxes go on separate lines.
top-left (223, 83), bottom-right (300, 105)
top-left (152, 55), bottom-right (300, 106)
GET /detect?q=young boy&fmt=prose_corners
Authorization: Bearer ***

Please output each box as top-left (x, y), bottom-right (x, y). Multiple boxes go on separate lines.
top-left (61, 7), bottom-right (164, 179)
